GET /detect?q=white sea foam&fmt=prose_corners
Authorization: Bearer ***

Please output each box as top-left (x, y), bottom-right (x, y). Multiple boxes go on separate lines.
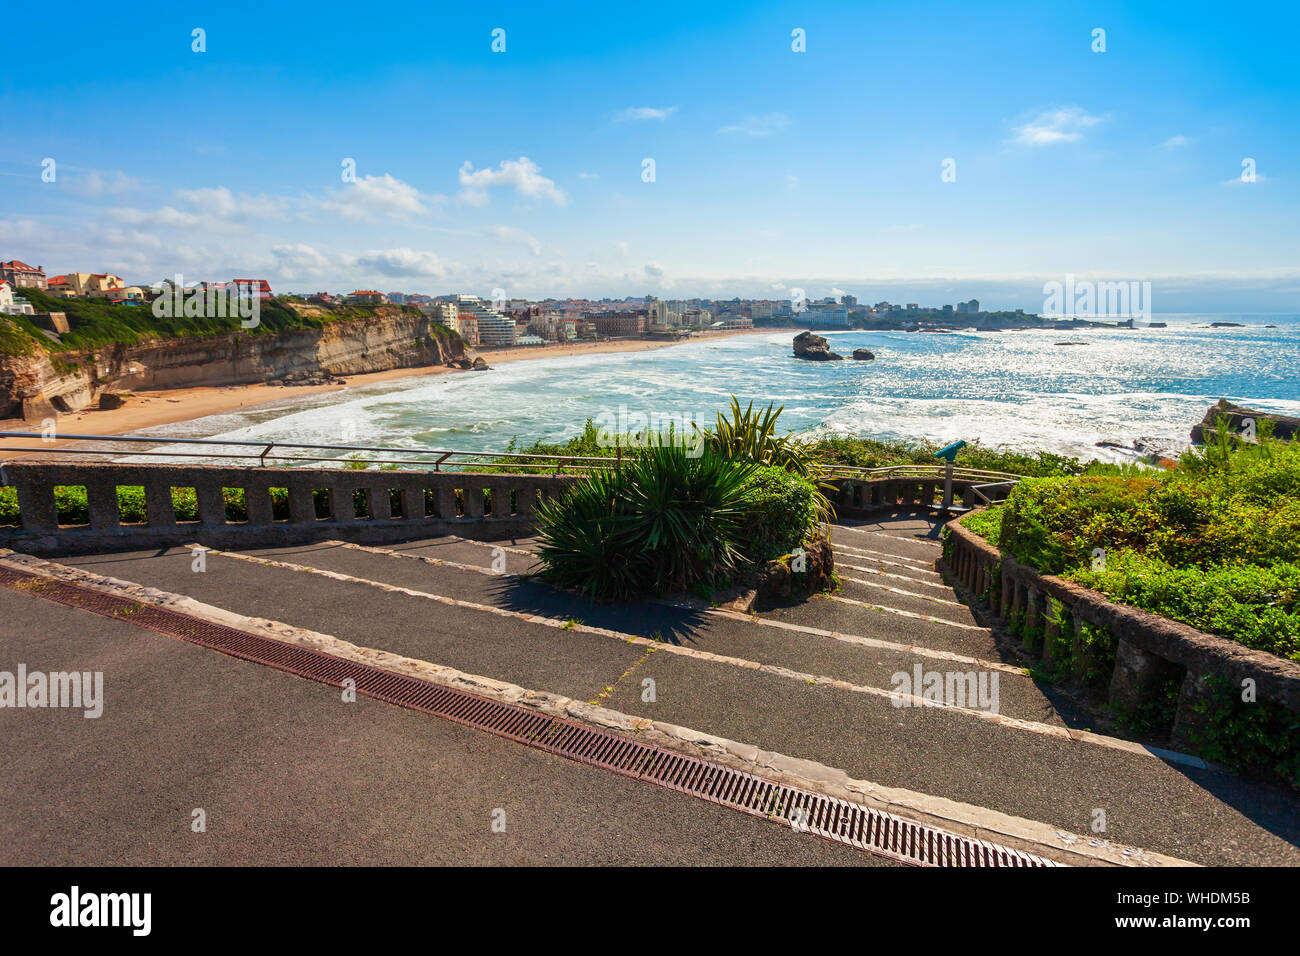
top-left (131, 316), bottom-right (1300, 464)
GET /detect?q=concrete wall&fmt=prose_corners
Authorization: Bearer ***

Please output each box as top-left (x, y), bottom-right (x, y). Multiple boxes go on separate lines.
top-left (0, 461), bottom-right (575, 556)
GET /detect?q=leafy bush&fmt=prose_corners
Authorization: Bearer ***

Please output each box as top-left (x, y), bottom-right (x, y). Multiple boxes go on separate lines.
top-left (1071, 552), bottom-right (1300, 661)
top-left (0, 484), bottom-right (291, 524)
top-left (535, 444), bottom-right (759, 600)
top-left (959, 432), bottom-right (1300, 662)
top-left (1181, 675), bottom-right (1300, 786)
top-left (812, 434), bottom-right (1090, 477)
top-left (738, 466), bottom-right (820, 563)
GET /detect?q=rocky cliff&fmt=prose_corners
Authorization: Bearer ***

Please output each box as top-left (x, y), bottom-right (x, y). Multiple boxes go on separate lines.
top-left (1, 307), bottom-right (465, 422)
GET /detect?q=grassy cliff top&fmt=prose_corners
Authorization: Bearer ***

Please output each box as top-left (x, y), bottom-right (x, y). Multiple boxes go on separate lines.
top-left (0, 290), bottom-right (456, 355)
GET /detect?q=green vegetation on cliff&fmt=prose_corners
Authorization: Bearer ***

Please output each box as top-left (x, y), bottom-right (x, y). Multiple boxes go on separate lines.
top-left (0, 290), bottom-right (460, 354)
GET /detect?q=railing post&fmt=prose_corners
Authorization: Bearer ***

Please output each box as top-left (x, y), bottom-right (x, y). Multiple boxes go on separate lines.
top-left (1025, 586), bottom-right (1041, 649)
top-left (86, 480), bottom-right (120, 531)
top-left (462, 482), bottom-right (484, 519)
top-left (367, 485), bottom-right (392, 521)
top-left (196, 481), bottom-right (226, 527)
top-left (431, 485), bottom-right (452, 519)
top-left (14, 477), bottom-right (57, 533)
top-left (1070, 608), bottom-right (1087, 683)
top-left (1109, 638), bottom-right (1178, 715)
top-left (244, 479), bottom-right (273, 526)
top-left (1042, 597), bottom-right (1060, 662)
top-left (329, 487), bottom-right (355, 523)
top-left (401, 487), bottom-right (425, 521)
top-left (288, 484), bottom-right (316, 524)
top-left (1170, 672), bottom-right (1216, 751)
top-left (144, 480), bottom-right (176, 529)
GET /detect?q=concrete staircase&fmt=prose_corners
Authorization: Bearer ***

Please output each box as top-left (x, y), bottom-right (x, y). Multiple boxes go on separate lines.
top-left (21, 509), bottom-right (1294, 866)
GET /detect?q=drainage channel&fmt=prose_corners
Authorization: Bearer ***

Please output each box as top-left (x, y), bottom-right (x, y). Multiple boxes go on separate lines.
top-left (1, 564), bottom-right (1057, 868)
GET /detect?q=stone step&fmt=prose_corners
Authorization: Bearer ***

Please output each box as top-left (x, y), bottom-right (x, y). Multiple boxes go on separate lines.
top-left (57, 544), bottom-right (1300, 865)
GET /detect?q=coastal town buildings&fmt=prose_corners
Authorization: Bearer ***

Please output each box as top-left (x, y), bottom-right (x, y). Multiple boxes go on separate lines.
top-left (0, 260), bottom-right (46, 289)
top-left (233, 279), bottom-right (273, 301)
top-left (46, 272), bottom-right (125, 298)
top-left (585, 309), bottom-right (647, 336)
top-left (0, 280), bottom-right (34, 315)
top-left (804, 305), bottom-right (850, 326)
top-left (455, 295), bottom-right (516, 346)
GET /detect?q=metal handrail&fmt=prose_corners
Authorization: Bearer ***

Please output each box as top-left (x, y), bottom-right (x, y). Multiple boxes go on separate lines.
top-left (821, 463), bottom-right (1022, 481)
top-left (0, 432), bottom-right (617, 472)
top-left (0, 431), bottom-right (1024, 482)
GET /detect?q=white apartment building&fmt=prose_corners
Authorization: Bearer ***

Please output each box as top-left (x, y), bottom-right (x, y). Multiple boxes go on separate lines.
top-left (455, 294), bottom-right (517, 346)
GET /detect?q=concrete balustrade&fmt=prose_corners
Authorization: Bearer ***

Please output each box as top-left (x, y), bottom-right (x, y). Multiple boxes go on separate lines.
top-left (828, 475), bottom-right (991, 516)
top-left (941, 517), bottom-right (1300, 749)
top-left (0, 461), bottom-right (575, 556)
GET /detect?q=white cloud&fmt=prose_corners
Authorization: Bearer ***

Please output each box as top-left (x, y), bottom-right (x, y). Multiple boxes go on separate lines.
top-left (271, 243), bottom-right (332, 277)
top-left (718, 113), bottom-right (791, 137)
top-left (644, 262), bottom-right (665, 278)
top-left (69, 169), bottom-right (139, 198)
top-left (110, 205), bottom-right (202, 228)
top-left (490, 225), bottom-right (542, 256)
top-left (1011, 107), bottom-right (1108, 146)
top-left (1222, 173), bottom-right (1270, 186)
top-left (319, 174), bottom-right (436, 220)
top-left (109, 186), bottom-right (289, 231)
top-left (457, 157), bottom-right (567, 206)
top-left (613, 240), bottom-right (628, 256)
top-left (0, 218), bottom-right (45, 242)
top-left (615, 106), bottom-right (678, 122)
top-left (578, 172), bottom-right (600, 180)
top-left (352, 247), bottom-right (447, 278)
top-left (175, 186), bottom-right (288, 221)
top-left (1162, 134), bottom-right (1191, 148)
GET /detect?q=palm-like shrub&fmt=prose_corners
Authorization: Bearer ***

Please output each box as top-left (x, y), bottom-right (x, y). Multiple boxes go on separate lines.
top-left (706, 397), bottom-right (834, 520)
top-left (708, 398), bottom-right (814, 473)
top-left (535, 443), bottom-right (758, 600)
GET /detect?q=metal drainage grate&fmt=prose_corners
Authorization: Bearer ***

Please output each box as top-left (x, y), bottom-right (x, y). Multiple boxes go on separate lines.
top-left (2, 564), bottom-right (1056, 867)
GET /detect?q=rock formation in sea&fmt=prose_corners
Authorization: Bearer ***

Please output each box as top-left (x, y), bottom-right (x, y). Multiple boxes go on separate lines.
top-left (792, 331), bottom-right (843, 361)
top-left (1190, 399), bottom-right (1299, 443)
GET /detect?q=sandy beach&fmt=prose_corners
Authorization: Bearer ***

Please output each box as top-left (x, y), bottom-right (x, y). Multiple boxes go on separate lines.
top-left (0, 329), bottom-right (776, 456)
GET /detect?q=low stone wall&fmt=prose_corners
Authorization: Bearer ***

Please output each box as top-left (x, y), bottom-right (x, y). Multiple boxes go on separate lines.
top-left (942, 517), bottom-right (1300, 750)
top-left (827, 475), bottom-right (1006, 515)
top-left (0, 461), bottom-right (576, 556)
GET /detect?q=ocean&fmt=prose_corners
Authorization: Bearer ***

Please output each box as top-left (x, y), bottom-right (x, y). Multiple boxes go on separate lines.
top-left (134, 315), bottom-right (1300, 465)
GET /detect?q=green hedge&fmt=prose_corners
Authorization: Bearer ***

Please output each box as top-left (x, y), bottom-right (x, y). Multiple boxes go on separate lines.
top-left (956, 433), bottom-right (1300, 786)
top-left (738, 466), bottom-right (819, 563)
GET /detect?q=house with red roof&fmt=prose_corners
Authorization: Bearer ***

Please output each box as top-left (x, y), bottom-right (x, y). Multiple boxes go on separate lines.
top-left (232, 279), bottom-right (272, 300)
top-left (0, 260), bottom-right (47, 290)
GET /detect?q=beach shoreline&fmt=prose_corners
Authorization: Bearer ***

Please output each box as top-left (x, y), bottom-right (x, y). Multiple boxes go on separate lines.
top-left (0, 328), bottom-right (779, 455)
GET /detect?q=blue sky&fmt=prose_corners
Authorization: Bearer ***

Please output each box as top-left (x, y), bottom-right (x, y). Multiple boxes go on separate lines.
top-left (2, 0), bottom-right (1297, 310)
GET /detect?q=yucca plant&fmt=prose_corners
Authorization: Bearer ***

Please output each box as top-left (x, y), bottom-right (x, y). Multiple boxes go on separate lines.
top-left (535, 443), bottom-right (758, 600)
top-left (533, 467), bottom-right (645, 601)
top-left (706, 396), bottom-right (835, 520)
top-left (619, 441), bottom-right (758, 590)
